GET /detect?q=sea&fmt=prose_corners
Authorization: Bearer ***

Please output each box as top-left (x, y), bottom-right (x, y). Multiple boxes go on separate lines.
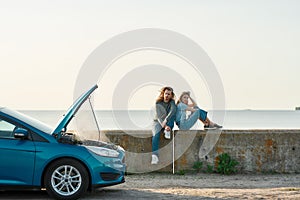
top-left (20, 110), bottom-right (300, 130)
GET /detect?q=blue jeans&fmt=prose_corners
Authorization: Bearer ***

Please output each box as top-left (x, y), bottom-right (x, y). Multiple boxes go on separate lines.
top-left (152, 114), bottom-right (175, 156)
top-left (179, 107), bottom-right (207, 130)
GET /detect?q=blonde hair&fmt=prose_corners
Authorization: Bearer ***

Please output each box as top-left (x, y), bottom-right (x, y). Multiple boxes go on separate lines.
top-left (176, 91), bottom-right (190, 105)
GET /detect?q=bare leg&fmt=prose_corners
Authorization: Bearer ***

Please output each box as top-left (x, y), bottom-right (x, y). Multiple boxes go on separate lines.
top-left (199, 117), bottom-right (216, 127)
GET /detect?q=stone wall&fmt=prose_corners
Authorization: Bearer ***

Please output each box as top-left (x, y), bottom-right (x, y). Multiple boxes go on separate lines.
top-left (100, 130), bottom-right (300, 173)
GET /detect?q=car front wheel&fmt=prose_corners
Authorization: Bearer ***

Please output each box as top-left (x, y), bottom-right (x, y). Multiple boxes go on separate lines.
top-left (44, 158), bottom-right (89, 200)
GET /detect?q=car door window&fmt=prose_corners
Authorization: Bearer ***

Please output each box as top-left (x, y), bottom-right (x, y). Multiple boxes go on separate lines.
top-left (0, 119), bottom-right (16, 138)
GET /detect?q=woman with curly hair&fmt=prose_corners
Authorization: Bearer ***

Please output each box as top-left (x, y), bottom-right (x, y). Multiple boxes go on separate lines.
top-left (151, 86), bottom-right (177, 164)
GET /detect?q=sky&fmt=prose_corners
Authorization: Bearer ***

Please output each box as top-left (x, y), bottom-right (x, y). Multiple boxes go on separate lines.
top-left (0, 0), bottom-right (299, 110)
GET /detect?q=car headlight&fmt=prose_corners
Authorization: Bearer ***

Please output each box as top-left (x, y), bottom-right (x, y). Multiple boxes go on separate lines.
top-left (86, 146), bottom-right (119, 158)
top-left (118, 146), bottom-right (125, 153)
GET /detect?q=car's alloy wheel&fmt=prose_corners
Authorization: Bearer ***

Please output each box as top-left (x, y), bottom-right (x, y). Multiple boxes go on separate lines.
top-left (51, 165), bottom-right (82, 196)
top-left (44, 158), bottom-right (89, 200)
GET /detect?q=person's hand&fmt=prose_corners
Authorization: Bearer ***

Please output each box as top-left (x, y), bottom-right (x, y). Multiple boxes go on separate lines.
top-left (165, 126), bottom-right (171, 131)
top-left (161, 119), bottom-right (167, 128)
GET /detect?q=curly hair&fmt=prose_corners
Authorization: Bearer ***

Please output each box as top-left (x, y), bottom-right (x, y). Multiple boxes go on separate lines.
top-left (156, 86), bottom-right (175, 103)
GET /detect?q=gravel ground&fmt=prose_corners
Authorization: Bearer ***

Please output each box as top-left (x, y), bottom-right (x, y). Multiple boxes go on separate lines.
top-left (93, 173), bottom-right (300, 200)
top-left (1, 173), bottom-right (299, 199)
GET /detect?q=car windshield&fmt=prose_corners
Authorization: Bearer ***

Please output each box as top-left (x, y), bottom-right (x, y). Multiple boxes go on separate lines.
top-left (1, 108), bottom-right (53, 134)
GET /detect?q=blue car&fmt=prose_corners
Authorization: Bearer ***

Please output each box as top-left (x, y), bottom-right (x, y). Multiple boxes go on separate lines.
top-left (0, 85), bottom-right (126, 200)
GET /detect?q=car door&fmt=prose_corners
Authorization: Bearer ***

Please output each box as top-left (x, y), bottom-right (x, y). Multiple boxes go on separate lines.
top-left (0, 118), bottom-right (36, 186)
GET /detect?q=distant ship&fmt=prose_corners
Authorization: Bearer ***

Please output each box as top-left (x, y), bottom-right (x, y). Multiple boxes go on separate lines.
top-left (296, 107), bottom-right (300, 110)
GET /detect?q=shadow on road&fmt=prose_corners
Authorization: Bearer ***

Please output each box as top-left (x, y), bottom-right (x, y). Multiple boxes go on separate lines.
top-left (0, 189), bottom-right (219, 200)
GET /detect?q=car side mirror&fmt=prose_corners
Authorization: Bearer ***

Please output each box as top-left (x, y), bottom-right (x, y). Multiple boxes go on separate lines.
top-left (14, 128), bottom-right (29, 139)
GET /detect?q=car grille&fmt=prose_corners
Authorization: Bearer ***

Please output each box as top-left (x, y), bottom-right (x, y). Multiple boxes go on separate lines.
top-left (100, 172), bottom-right (121, 181)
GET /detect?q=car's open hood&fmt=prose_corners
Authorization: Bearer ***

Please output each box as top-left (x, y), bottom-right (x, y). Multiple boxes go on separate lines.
top-left (52, 85), bottom-right (98, 136)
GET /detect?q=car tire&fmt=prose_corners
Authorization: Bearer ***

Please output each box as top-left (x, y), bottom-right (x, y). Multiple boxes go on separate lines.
top-left (44, 158), bottom-right (89, 200)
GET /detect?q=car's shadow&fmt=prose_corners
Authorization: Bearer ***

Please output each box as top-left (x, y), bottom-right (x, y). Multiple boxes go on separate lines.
top-left (0, 189), bottom-right (220, 200)
top-left (0, 190), bottom-right (50, 199)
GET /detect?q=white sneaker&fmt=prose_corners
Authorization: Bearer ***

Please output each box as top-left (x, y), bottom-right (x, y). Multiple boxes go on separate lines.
top-left (151, 154), bottom-right (159, 165)
top-left (164, 129), bottom-right (171, 139)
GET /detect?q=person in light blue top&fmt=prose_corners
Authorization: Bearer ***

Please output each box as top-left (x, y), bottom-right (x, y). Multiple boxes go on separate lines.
top-left (176, 91), bottom-right (222, 130)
